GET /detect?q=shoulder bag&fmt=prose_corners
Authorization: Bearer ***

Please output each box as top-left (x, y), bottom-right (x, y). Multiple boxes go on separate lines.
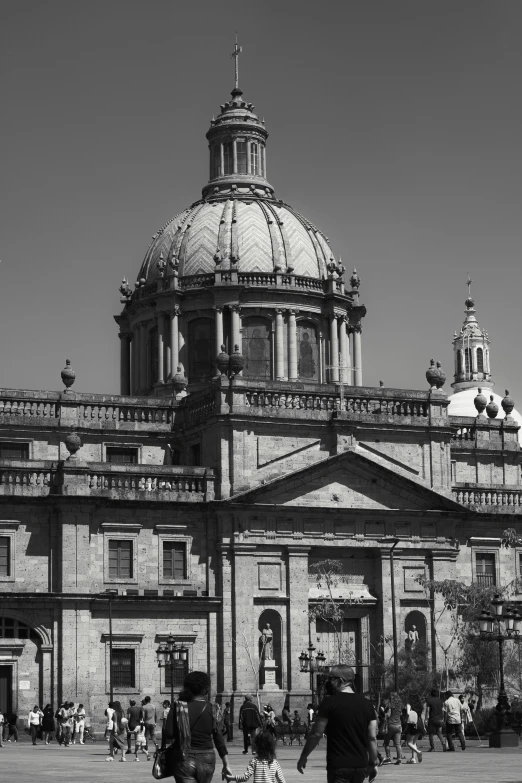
top-left (152, 701), bottom-right (208, 780)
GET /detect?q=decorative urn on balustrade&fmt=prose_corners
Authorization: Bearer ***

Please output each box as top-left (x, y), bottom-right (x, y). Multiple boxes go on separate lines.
top-left (216, 345), bottom-right (230, 377)
top-left (61, 359), bottom-right (76, 392)
top-left (229, 344), bottom-right (245, 377)
top-left (486, 395), bottom-right (499, 419)
top-left (172, 366), bottom-right (188, 396)
top-left (474, 388), bottom-right (487, 416)
top-left (426, 359), bottom-right (445, 390)
top-left (64, 430), bottom-right (82, 459)
top-left (502, 390), bottom-right (515, 417)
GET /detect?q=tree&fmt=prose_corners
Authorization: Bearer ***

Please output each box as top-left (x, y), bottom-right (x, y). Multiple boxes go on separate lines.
top-left (308, 559), bottom-right (351, 664)
top-left (231, 620), bottom-right (265, 710)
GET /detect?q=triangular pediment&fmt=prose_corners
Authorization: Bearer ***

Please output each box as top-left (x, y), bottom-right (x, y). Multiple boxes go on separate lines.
top-left (227, 447), bottom-right (465, 512)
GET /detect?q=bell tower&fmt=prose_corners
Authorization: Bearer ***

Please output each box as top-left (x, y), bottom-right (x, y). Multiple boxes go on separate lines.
top-left (451, 277), bottom-right (493, 392)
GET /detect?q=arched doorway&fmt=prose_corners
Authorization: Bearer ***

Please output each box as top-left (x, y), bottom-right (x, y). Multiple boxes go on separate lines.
top-left (0, 616), bottom-right (46, 716)
top-left (258, 610), bottom-right (282, 690)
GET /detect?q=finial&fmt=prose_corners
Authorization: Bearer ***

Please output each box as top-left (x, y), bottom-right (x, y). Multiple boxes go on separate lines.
top-left (465, 274), bottom-right (475, 309)
top-left (474, 387), bottom-right (487, 416)
top-left (350, 268), bottom-right (360, 290)
top-left (119, 277), bottom-right (132, 301)
top-left (502, 390), bottom-right (515, 417)
top-left (231, 32), bottom-right (242, 91)
top-left (426, 359), bottom-right (446, 390)
top-left (486, 394), bottom-right (499, 419)
top-left (61, 359), bottom-right (76, 393)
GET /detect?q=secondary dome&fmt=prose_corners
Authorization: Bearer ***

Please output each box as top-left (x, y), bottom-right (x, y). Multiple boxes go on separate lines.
top-left (137, 198), bottom-right (334, 284)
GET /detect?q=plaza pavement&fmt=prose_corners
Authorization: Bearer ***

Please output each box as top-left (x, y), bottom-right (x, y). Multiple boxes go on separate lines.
top-left (1, 738), bottom-right (522, 783)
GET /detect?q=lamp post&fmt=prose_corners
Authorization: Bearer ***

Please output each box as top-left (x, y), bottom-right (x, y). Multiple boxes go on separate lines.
top-left (102, 589), bottom-right (118, 703)
top-left (383, 538), bottom-right (400, 692)
top-left (156, 635), bottom-right (189, 704)
top-left (298, 645), bottom-right (326, 705)
top-left (475, 595), bottom-right (522, 747)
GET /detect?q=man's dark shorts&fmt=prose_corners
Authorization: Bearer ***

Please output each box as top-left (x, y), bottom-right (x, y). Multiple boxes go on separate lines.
top-left (327, 768), bottom-right (367, 783)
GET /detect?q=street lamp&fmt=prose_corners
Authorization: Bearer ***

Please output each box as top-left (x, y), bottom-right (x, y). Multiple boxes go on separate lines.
top-left (102, 589), bottom-right (118, 702)
top-left (475, 594), bottom-right (522, 747)
top-left (156, 635), bottom-right (189, 704)
top-left (298, 644), bottom-right (326, 705)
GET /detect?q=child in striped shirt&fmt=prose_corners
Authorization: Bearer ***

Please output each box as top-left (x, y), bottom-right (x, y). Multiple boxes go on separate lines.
top-left (226, 730), bottom-right (285, 783)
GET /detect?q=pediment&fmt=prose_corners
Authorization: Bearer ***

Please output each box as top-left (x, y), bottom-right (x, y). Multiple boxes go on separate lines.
top-left (229, 447), bottom-right (464, 512)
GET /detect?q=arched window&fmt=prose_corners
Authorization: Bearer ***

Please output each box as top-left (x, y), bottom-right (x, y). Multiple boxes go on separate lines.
top-left (260, 145), bottom-right (265, 177)
top-left (243, 318), bottom-right (271, 379)
top-left (457, 351), bottom-right (463, 376)
top-left (0, 617), bottom-right (40, 642)
top-left (223, 142), bottom-right (233, 175)
top-left (210, 144), bottom-right (221, 179)
top-left (298, 321), bottom-right (319, 381)
top-left (464, 348), bottom-right (472, 376)
top-left (477, 347), bottom-right (484, 374)
top-left (250, 143), bottom-right (258, 175)
top-left (188, 319), bottom-right (213, 383)
top-left (149, 325), bottom-right (158, 387)
top-left (236, 139), bottom-right (247, 174)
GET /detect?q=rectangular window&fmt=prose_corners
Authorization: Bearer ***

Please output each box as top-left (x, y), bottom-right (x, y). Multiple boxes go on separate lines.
top-left (0, 537), bottom-right (10, 577)
top-left (163, 541), bottom-right (187, 580)
top-left (223, 142), bottom-right (233, 175)
top-left (250, 143), bottom-right (258, 175)
top-left (106, 447), bottom-right (138, 464)
top-left (109, 540), bottom-right (133, 579)
top-left (165, 659), bottom-right (188, 689)
top-left (111, 648), bottom-right (135, 688)
top-left (0, 442), bottom-right (29, 459)
top-left (236, 141), bottom-right (247, 174)
top-left (476, 552), bottom-right (496, 586)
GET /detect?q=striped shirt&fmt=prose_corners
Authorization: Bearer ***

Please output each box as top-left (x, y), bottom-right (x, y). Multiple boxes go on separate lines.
top-left (236, 758), bottom-right (286, 783)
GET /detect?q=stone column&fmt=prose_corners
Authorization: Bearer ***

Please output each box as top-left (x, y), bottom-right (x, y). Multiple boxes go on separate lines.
top-left (220, 143), bottom-right (224, 177)
top-left (169, 307), bottom-right (180, 378)
top-left (157, 314), bottom-right (165, 384)
top-left (353, 326), bottom-right (362, 386)
top-left (287, 546), bottom-right (311, 692)
top-left (330, 316), bottom-right (339, 382)
top-left (131, 330), bottom-right (137, 394)
top-left (339, 317), bottom-right (351, 386)
top-left (275, 309), bottom-right (285, 380)
top-left (288, 310), bottom-right (298, 380)
top-left (246, 141), bottom-right (251, 175)
top-left (230, 305), bottom-right (242, 352)
top-left (41, 645), bottom-right (53, 708)
top-left (233, 139), bottom-right (237, 173)
top-left (214, 306), bottom-right (224, 358)
top-left (139, 323), bottom-right (147, 392)
top-left (178, 318), bottom-right (185, 374)
top-left (119, 333), bottom-right (131, 396)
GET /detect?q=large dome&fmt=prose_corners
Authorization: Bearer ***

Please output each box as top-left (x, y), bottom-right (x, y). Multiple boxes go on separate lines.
top-left (137, 196), bottom-right (334, 284)
top-left (448, 387), bottom-right (522, 444)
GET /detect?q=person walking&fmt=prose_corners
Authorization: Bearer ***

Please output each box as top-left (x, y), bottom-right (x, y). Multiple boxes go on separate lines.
top-left (443, 691), bottom-right (466, 751)
top-left (239, 695), bottom-right (263, 754)
top-left (404, 693), bottom-right (424, 764)
top-left (223, 702), bottom-right (232, 742)
top-left (297, 664), bottom-right (378, 783)
top-left (426, 689), bottom-right (446, 752)
top-left (142, 695), bottom-right (157, 750)
top-left (6, 712), bottom-right (18, 742)
top-left (161, 699), bottom-right (171, 748)
top-left (459, 695), bottom-right (472, 735)
top-left (0, 708), bottom-right (4, 747)
top-left (164, 669), bottom-right (233, 783)
top-left (133, 721), bottom-right (149, 762)
top-left (381, 691), bottom-right (403, 765)
top-left (104, 701), bottom-right (115, 747)
top-left (106, 701), bottom-right (127, 762)
top-left (42, 704), bottom-right (55, 745)
top-left (226, 730), bottom-right (286, 783)
top-left (74, 703), bottom-right (86, 744)
top-left (59, 702), bottom-right (75, 747)
top-left (28, 705), bottom-right (43, 745)
top-left (126, 699), bottom-right (142, 755)
top-left (55, 703), bottom-right (65, 745)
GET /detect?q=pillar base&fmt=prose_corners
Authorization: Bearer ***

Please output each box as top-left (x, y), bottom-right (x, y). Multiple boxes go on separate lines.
top-left (489, 728), bottom-right (519, 748)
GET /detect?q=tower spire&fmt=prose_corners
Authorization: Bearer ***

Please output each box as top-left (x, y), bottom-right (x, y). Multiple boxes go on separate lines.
top-left (231, 33), bottom-right (242, 91)
top-left (451, 278), bottom-right (493, 392)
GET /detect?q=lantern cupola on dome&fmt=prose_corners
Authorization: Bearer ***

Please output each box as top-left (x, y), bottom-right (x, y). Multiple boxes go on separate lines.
top-left (451, 277), bottom-right (492, 393)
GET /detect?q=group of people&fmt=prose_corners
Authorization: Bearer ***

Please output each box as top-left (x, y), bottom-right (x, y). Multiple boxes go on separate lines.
top-left (104, 694), bottom-right (168, 761)
top-left (379, 688), bottom-right (473, 765)
top-left (0, 703), bottom-right (87, 747)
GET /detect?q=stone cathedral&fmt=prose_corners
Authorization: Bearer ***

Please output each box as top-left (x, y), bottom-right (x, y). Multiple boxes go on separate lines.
top-left (1, 72), bottom-right (521, 729)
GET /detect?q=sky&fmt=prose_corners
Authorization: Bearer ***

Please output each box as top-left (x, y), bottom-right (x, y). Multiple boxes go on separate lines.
top-left (1, 0), bottom-right (521, 400)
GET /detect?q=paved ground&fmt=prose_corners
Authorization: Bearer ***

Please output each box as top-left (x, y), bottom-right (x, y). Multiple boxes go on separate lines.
top-left (1, 739), bottom-right (522, 782)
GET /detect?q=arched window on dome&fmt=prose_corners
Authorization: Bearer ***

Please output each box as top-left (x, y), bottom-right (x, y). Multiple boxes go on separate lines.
top-left (477, 347), bottom-right (484, 374)
top-left (223, 142), bottom-right (233, 175)
top-left (149, 325), bottom-right (158, 387)
top-left (236, 140), bottom-right (247, 174)
top-left (188, 318), bottom-right (213, 383)
top-left (250, 143), bottom-right (258, 175)
top-left (464, 348), bottom-right (472, 377)
top-left (457, 351), bottom-right (463, 376)
top-left (260, 145), bottom-right (265, 177)
top-left (243, 317), bottom-right (272, 379)
top-left (298, 321), bottom-right (319, 381)
top-left (210, 144), bottom-right (221, 179)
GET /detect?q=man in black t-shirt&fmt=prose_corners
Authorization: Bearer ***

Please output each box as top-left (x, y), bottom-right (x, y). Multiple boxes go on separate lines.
top-left (426, 689), bottom-right (446, 751)
top-left (297, 665), bottom-right (378, 783)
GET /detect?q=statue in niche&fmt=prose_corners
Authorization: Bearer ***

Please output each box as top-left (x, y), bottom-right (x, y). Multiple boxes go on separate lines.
top-left (299, 331), bottom-right (315, 378)
top-left (405, 624), bottom-right (419, 649)
top-left (261, 623), bottom-right (274, 660)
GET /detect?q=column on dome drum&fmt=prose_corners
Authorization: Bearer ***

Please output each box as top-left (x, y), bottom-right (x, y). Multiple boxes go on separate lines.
top-left (329, 316), bottom-right (339, 382)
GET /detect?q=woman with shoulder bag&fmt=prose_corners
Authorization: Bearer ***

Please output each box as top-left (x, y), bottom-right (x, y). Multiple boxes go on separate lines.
top-left (405, 692), bottom-right (425, 764)
top-left (106, 701), bottom-right (127, 762)
top-left (163, 670), bottom-right (233, 783)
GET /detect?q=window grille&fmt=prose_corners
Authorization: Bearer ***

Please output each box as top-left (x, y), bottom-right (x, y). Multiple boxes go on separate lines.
top-left (109, 540), bottom-right (133, 579)
top-left (165, 659), bottom-right (188, 689)
top-left (0, 537), bottom-right (9, 576)
top-left (0, 617), bottom-right (39, 641)
top-left (0, 442), bottom-right (29, 459)
top-left (250, 143), bottom-right (258, 174)
top-left (476, 552), bottom-right (496, 586)
top-left (111, 648), bottom-right (135, 688)
top-left (106, 447), bottom-right (138, 464)
top-left (163, 542), bottom-right (187, 580)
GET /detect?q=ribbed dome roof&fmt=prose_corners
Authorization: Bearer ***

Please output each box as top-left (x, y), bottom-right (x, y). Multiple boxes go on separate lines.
top-left (137, 196), bottom-right (335, 283)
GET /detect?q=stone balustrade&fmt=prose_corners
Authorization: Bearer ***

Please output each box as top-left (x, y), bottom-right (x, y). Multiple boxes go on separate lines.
top-left (0, 460), bottom-right (214, 501)
top-left (453, 484), bottom-right (522, 512)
